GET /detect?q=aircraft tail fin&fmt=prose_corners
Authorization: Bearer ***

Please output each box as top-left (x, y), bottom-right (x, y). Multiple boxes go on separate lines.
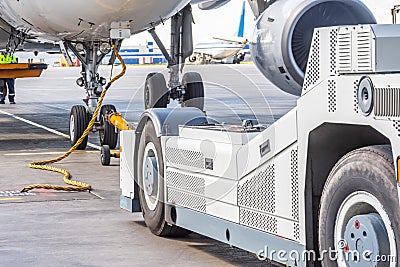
top-left (236, 1), bottom-right (246, 38)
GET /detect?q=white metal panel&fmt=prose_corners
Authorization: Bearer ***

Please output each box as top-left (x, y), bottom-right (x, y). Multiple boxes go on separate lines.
top-left (120, 130), bottom-right (136, 198)
top-left (207, 201), bottom-right (239, 223)
top-left (337, 28), bottom-right (352, 72)
top-left (165, 136), bottom-right (241, 180)
top-left (179, 125), bottom-right (259, 145)
top-left (165, 168), bottom-right (239, 223)
top-left (274, 144), bottom-right (298, 220)
top-left (277, 219), bottom-right (299, 242)
top-left (236, 108), bottom-right (298, 179)
top-left (166, 167), bottom-right (238, 205)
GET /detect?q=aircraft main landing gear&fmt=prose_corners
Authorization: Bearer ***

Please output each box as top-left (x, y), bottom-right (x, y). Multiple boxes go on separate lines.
top-left (147, 5), bottom-right (205, 111)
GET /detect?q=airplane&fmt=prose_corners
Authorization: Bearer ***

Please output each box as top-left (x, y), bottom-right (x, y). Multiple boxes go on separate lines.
top-left (0, 0), bottom-right (376, 152)
top-left (189, 1), bottom-right (248, 64)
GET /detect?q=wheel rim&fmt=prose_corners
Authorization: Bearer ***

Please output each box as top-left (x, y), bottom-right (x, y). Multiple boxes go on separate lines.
top-left (142, 142), bottom-right (159, 211)
top-left (69, 114), bottom-right (75, 142)
top-left (335, 191), bottom-right (396, 266)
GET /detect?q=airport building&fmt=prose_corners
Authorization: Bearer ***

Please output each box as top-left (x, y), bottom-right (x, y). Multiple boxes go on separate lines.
top-left (14, 42), bottom-right (168, 67)
top-left (14, 51), bottom-right (62, 66)
top-left (102, 42), bottom-right (167, 65)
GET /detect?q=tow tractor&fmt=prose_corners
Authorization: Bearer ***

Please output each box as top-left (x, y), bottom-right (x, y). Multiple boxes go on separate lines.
top-left (119, 24), bottom-right (400, 266)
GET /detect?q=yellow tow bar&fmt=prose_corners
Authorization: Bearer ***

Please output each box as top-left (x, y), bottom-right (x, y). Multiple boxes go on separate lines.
top-left (21, 47), bottom-right (126, 193)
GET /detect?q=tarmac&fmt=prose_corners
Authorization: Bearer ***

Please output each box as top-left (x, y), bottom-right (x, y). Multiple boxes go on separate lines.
top-left (0, 64), bottom-right (297, 266)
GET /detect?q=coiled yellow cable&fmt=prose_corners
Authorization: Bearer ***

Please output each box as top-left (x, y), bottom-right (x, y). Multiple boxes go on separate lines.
top-left (22, 47), bottom-right (126, 193)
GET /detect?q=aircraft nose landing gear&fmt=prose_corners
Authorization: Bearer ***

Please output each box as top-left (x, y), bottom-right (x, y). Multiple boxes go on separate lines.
top-left (64, 40), bottom-right (120, 150)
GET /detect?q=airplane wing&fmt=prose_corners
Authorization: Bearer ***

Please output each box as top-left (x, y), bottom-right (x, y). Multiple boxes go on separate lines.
top-left (190, 0), bottom-right (231, 10)
top-left (212, 37), bottom-right (248, 44)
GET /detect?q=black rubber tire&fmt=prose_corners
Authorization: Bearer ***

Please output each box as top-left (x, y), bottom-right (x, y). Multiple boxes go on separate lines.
top-left (137, 120), bottom-right (189, 237)
top-left (144, 73), bottom-right (169, 109)
top-left (182, 72), bottom-right (205, 111)
top-left (101, 145), bottom-right (111, 166)
top-left (69, 105), bottom-right (89, 150)
top-left (99, 104), bottom-right (118, 149)
top-left (319, 145), bottom-right (400, 266)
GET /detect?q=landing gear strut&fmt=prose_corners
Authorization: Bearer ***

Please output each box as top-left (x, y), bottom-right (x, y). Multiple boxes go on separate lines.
top-left (64, 40), bottom-right (119, 150)
top-left (147, 4), bottom-right (205, 111)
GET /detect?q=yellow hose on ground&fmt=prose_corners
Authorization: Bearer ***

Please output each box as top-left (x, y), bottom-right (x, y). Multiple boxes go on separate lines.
top-left (21, 47), bottom-right (126, 193)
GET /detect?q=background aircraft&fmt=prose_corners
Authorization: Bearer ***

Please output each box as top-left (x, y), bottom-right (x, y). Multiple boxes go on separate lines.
top-left (189, 1), bottom-right (248, 64)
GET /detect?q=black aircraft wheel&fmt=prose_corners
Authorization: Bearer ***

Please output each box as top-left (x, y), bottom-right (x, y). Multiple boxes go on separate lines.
top-left (144, 73), bottom-right (169, 109)
top-left (69, 105), bottom-right (89, 150)
top-left (101, 145), bottom-right (111, 166)
top-left (319, 145), bottom-right (400, 266)
top-left (137, 120), bottom-right (189, 237)
top-left (182, 72), bottom-right (205, 111)
top-left (99, 104), bottom-right (118, 149)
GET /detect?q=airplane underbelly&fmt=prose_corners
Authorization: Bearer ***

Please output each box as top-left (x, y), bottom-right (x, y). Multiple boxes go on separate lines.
top-left (0, 0), bottom-right (189, 41)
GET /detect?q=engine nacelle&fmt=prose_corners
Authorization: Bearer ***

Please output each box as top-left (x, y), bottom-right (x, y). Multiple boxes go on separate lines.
top-left (250, 0), bottom-right (376, 96)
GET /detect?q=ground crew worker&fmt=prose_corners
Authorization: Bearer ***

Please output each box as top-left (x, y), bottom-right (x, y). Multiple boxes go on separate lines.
top-left (0, 78), bottom-right (16, 104)
top-left (0, 52), bottom-right (17, 104)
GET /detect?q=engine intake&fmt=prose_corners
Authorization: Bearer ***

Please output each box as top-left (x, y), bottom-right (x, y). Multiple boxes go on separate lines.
top-left (250, 0), bottom-right (376, 96)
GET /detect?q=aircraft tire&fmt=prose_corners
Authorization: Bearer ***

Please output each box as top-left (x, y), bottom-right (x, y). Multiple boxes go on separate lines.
top-left (144, 73), bottom-right (169, 109)
top-left (138, 120), bottom-right (190, 237)
top-left (100, 145), bottom-right (111, 166)
top-left (318, 145), bottom-right (399, 266)
top-left (69, 105), bottom-right (89, 150)
top-left (99, 104), bottom-right (118, 149)
top-left (182, 72), bottom-right (204, 111)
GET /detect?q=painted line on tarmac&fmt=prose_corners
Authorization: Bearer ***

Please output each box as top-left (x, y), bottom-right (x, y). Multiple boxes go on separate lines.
top-left (90, 191), bottom-right (105, 199)
top-left (0, 109), bottom-right (101, 150)
top-left (4, 151), bottom-right (99, 156)
top-left (0, 198), bottom-right (22, 201)
top-left (43, 104), bottom-right (71, 111)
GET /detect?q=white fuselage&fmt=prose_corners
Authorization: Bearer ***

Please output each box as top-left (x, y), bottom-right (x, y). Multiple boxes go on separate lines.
top-left (194, 41), bottom-right (245, 59)
top-left (0, 0), bottom-right (190, 42)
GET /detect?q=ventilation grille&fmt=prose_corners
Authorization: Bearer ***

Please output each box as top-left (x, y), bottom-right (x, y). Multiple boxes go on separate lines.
top-left (166, 170), bottom-right (205, 195)
top-left (338, 30), bottom-right (351, 72)
top-left (356, 29), bottom-right (372, 71)
top-left (239, 208), bottom-right (277, 234)
top-left (374, 88), bottom-right (400, 117)
top-left (167, 188), bottom-right (206, 212)
top-left (294, 223), bottom-right (300, 241)
top-left (328, 80), bottom-right (337, 113)
top-left (303, 31), bottom-right (320, 90)
top-left (291, 149), bottom-right (299, 221)
top-left (393, 121), bottom-right (400, 137)
top-left (329, 28), bottom-right (338, 74)
top-left (165, 147), bottom-right (204, 169)
top-left (353, 80), bottom-right (360, 114)
top-left (238, 164), bottom-right (275, 214)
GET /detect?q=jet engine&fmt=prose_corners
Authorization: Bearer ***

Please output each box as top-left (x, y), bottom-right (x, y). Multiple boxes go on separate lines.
top-left (250, 0), bottom-right (376, 96)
